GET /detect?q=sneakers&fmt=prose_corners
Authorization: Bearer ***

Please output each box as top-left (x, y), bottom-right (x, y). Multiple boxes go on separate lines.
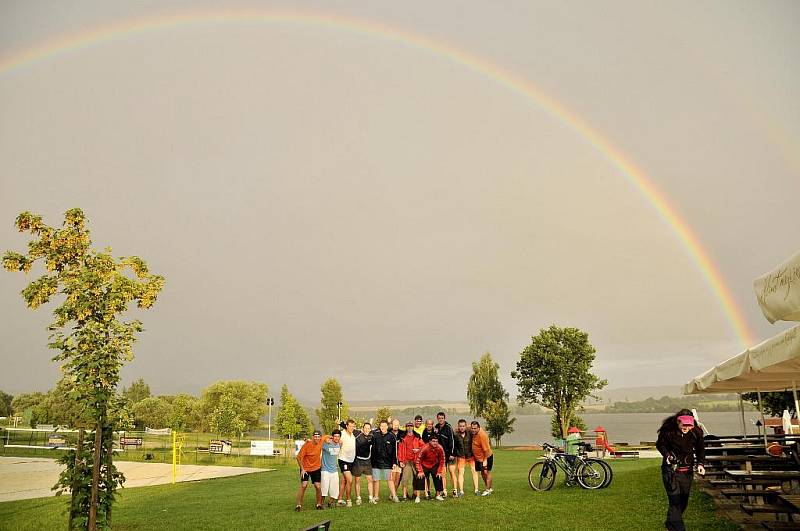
top-left (315, 504), bottom-right (323, 510)
top-left (425, 492), bottom-right (431, 500)
top-left (355, 497), bottom-right (362, 506)
top-left (459, 490), bottom-right (465, 498)
top-left (391, 495), bottom-right (400, 503)
top-left (414, 496), bottom-right (421, 503)
top-left (435, 494), bottom-right (444, 501)
top-left (369, 497), bottom-right (378, 505)
top-left (474, 490), bottom-right (480, 496)
top-left (337, 499), bottom-right (347, 506)
top-left (452, 489), bottom-right (458, 498)
top-left (295, 505), bottom-right (301, 512)
top-left (346, 500), bottom-right (352, 508)
top-left (481, 488), bottom-right (493, 496)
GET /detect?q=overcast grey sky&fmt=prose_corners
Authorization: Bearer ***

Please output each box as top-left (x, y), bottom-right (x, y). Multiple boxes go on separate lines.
top-left (1, 1), bottom-right (798, 402)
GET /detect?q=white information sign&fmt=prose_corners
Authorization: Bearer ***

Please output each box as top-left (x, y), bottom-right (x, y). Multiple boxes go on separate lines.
top-left (294, 440), bottom-right (305, 457)
top-left (250, 440), bottom-right (274, 456)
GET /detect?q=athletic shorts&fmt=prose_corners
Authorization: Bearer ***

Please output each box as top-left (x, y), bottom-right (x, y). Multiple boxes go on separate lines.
top-left (353, 458), bottom-right (372, 477)
top-left (413, 467), bottom-right (443, 492)
top-left (320, 470), bottom-right (340, 498)
top-left (474, 455), bottom-right (493, 472)
top-left (400, 462), bottom-right (416, 488)
top-left (372, 468), bottom-right (391, 481)
top-left (339, 459), bottom-right (354, 474)
top-left (300, 468), bottom-right (322, 484)
top-left (457, 456), bottom-right (475, 469)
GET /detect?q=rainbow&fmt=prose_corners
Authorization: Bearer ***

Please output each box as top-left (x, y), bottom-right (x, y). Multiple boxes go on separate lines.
top-left (0, 8), bottom-right (756, 347)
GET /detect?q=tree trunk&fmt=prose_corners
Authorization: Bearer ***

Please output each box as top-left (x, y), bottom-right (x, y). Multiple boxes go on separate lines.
top-left (88, 419), bottom-right (102, 530)
top-left (69, 428), bottom-right (84, 531)
top-left (106, 429), bottom-right (113, 525)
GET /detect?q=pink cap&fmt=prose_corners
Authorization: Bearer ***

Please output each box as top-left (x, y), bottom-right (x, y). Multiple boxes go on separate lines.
top-left (678, 415), bottom-right (694, 426)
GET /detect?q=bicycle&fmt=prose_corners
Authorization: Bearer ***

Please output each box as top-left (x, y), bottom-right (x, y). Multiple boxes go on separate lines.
top-left (528, 442), bottom-right (612, 491)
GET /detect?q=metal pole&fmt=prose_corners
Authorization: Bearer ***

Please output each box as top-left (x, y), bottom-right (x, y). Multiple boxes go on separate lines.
top-left (738, 393), bottom-right (746, 437)
top-left (792, 381), bottom-right (800, 436)
top-left (172, 430), bottom-right (177, 484)
top-left (757, 390), bottom-right (768, 448)
top-left (268, 400), bottom-right (272, 440)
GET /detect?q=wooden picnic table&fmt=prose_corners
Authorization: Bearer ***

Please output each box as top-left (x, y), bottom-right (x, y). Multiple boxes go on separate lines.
top-left (778, 494), bottom-right (800, 513)
top-left (705, 445), bottom-right (769, 456)
top-left (707, 455), bottom-right (781, 462)
top-left (726, 470), bottom-right (800, 480)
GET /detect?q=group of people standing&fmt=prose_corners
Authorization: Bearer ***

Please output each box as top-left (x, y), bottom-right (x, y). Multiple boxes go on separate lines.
top-left (295, 412), bottom-right (494, 511)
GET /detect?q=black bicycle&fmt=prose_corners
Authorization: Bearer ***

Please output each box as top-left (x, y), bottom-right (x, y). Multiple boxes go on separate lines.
top-left (528, 442), bottom-right (612, 491)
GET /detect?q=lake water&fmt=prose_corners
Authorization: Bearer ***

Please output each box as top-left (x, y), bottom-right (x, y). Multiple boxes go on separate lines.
top-left (499, 411), bottom-right (759, 446)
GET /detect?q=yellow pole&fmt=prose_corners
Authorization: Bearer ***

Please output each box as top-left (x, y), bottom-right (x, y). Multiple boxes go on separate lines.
top-left (172, 430), bottom-right (177, 484)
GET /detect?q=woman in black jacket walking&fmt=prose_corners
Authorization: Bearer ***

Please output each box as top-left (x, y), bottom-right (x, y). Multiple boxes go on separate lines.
top-left (656, 409), bottom-right (706, 531)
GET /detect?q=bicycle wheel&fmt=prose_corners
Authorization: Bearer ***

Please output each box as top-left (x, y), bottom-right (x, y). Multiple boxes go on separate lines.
top-left (583, 458), bottom-right (613, 488)
top-left (576, 460), bottom-right (607, 489)
top-left (528, 462), bottom-right (556, 491)
top-left (596, 459), bottom-right (613, 488)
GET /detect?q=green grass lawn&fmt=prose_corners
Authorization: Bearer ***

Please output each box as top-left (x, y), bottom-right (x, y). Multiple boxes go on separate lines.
top-left (0, 451), bottom-right (736, 531)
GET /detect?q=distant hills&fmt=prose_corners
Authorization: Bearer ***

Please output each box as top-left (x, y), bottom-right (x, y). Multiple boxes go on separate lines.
top-left (324, 385), bottom-right (687, 411)
top-left (591, 386), bottom-right (683, 404)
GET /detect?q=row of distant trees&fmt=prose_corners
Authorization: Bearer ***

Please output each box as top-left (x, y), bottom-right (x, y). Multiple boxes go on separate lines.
top-left (5, 378), bottom-right (270, 435)
top-left (1, 326), bottom-right (618, 447)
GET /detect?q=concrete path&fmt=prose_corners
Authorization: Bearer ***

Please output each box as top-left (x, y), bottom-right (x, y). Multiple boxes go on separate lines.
top-left (0, 457), bottom-right (270, 502)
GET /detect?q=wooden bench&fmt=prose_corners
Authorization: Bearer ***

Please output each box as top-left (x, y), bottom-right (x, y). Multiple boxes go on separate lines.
top-left (710, 479), bottom-right (782, 487)
top-left (721, 488), bottom-right (781, 500)
top-left (611, 450), bottom-right (639, 458)
top-left (741, 503), bottom-right (796, 516)
top-left (761, 522), bottom-right (800, 530)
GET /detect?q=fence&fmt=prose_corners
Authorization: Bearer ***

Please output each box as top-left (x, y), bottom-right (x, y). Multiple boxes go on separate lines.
top-left (0, 427), bottom-right (295, 468)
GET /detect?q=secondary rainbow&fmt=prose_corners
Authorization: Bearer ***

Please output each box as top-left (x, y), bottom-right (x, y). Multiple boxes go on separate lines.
top-left (0, 8), bottom-right (756, 347)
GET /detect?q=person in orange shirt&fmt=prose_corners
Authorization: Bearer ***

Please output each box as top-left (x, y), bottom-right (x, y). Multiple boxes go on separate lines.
top-left (295, 430), bottom-right (325, 511)
top-left (470, 420), bottom-right (494, 496)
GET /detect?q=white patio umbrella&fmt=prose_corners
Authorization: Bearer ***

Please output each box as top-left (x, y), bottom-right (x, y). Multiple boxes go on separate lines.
top-left (754, 249), bottom-right (800, 324)
top-left (683, 324), bottom-right (800, 445)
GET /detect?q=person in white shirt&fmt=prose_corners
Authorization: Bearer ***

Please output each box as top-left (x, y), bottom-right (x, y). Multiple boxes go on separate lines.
top-left (336, 419), bottom-right (357, 507)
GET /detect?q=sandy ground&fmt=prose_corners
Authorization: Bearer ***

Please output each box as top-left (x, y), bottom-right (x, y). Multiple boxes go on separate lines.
top-left (0, 456), bottom-right (270, 502)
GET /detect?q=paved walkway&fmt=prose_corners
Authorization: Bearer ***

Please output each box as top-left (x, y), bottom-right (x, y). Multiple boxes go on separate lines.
top-left (0, 457), bottom-right (270, 502)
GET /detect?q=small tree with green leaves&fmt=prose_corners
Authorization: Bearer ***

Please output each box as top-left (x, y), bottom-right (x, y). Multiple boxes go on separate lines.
top-left (512, 325), bottom-right (606, 440)
top-left (483, 399), bottom-right (516, 447)
top-left (131, 397), bottom-right (172, 430)
top-left (11, 391), bottom-right (47, 427)
top-left (209, 391), bottom-right (247, 438)
top-left (467, 353), bottom-right (515, 446)
top-left (0, 391), bottom-right (13, 417)
top-left (375, 406), bottom-right (393, 424)
top-left (316, 378), bottom-right (348, 433)
top-left (275, 384), bottom-right (313, 440)
top-left (199, 381), bottom-right (268, 433)
top-left (3, 209), bottom-right (164, 530)
top-left (121, 378), bottom-right (151, 406)
top-left (467, 352), bottom-right (508, 418)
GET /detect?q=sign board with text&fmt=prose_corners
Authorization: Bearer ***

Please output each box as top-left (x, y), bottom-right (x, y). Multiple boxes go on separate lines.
top-left (250, 440), bottom-right (274, 456)
top-left (209, 439), bottom-right (232, 454)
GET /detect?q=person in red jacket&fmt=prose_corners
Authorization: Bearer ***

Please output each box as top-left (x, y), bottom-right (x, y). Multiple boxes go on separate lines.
top-left (415, 435), bottom-right (446, 501)
top-left (397, 421), bottom-right (424, 500)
